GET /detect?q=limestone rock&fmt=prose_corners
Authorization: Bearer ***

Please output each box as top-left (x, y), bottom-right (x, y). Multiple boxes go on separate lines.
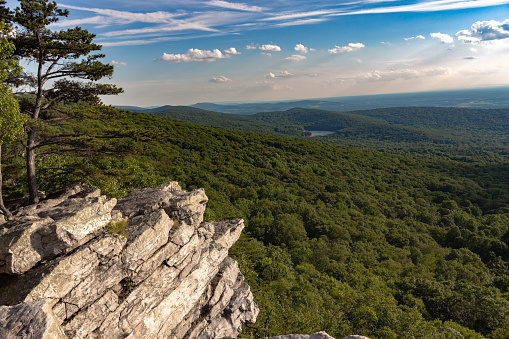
top-left (0, 298), bottom-right (66, 339)
top-left (342, 336), bottom-right (371, 339)
top-left (0, 183), bottom-right (116, 275)
top-left (0, 182), bottom-right (257, 339)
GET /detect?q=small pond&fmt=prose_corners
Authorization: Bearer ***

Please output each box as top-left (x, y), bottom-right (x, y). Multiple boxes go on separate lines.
top-left (308, 131), bottom-right (336, 137)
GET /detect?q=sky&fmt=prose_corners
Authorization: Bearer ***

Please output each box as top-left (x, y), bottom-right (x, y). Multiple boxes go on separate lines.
top-left (5, 0), bottom-right (509, 106)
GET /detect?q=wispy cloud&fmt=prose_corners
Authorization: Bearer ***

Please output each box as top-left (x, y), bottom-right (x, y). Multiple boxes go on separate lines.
top-left (285, 55), bottom-right (307, 61)
top-left (262, 10), bottom-right (335, 21)
top-left (111, 60), bottom-right (127, 67)
top-left (55, 0), bottom-right (509, 48)
top-left (207, 0), bottom-right (266, 12)
top-left (364, 68), bottom-right (450, 81)
top-left (103, 23), bottom-right (219, 37)
top-left (57, 4), bottom-right (182, 25)
top-left (276, 18), bottom-right (327, 27)
top-left (330, 0), bottom-right (509, 16)
top-left (329, 43), bottom-right (365, 53)
top-left (404, 35), bottom-right (426, 41)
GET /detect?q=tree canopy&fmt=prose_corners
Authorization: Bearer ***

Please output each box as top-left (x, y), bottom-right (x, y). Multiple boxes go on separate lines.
top-left (0, 18), bottom-right (25, 219)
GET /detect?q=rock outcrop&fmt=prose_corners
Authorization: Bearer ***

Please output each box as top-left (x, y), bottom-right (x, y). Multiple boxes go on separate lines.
top-left (0, 182), bottom-right (258, 339)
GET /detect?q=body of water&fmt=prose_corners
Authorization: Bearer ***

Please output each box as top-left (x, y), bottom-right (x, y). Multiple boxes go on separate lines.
top-left (308, 131), bottom-right (336, 137)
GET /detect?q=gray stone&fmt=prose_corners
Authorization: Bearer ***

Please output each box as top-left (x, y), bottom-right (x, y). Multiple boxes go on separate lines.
top-left (169, 220), bottom-right (195, 246)
top-left (122, 209), bottom-right (173, 271)
top-left (0, 298), bottom-right (66, 339)
top-left (113, 181), bottom-right (182, 218)
top-left (0, 186), bottom-right (116, 275)
top-left (64, 290), bottom-right (119, 338)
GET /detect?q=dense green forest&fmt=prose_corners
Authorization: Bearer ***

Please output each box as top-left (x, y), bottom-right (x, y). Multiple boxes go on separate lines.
top-left (3, 103), bottom-right (509, 338)
top-left (140, 105), bottom-right (509, 160)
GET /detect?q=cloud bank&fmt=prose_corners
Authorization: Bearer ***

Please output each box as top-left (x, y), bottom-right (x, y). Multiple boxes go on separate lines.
top-left (456, 19), bottom-right (509, 44)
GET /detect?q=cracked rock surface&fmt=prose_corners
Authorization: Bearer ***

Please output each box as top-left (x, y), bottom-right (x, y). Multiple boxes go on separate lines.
top-left (0, 182), bottom-right (258, 339)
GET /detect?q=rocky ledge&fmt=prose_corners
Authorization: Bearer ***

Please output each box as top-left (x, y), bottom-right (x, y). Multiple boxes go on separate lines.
top-left (0, 182), bottom-right (258, 339)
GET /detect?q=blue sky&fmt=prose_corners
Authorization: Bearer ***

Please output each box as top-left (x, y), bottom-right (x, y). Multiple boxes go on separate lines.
top-left (5, 0), bottom-right (509, 106)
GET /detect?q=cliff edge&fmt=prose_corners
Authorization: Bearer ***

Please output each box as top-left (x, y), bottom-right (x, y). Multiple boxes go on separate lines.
top-left (0, 182), bottom-right (259, 338)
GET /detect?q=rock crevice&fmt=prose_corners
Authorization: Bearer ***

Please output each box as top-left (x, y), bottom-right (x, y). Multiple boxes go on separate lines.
top-left (0, 182), bottom-right (258, 339)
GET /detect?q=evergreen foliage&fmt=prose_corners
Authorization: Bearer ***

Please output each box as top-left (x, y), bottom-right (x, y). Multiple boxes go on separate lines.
top-left (6, 0), bottom-right (122, 203)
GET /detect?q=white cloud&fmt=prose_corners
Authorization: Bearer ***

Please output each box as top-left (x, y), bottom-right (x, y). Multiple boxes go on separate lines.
top-left (404, 35), bottom-right (426, 41)
top-left (224, 47), bottom-right (241, 54)
top-left (210, 75), bottom-right (232, 82)
top-left (161, 48), bottom-right (226, 62)
top-left (285, 55), bottom-right (307, 62)
top-left (430, 32), bottom-right (454, 43)
top-left (260, 44), bottom-right (282, 52)
top-left (266, 71), bottom-right (294, 78)
top-left (111, 60), bottom-right (127, 67)
top-left (246, 44), bottom-right (257, 50)
top-left (261, 52), bottom-right (272, 57)
top-left (456, 19), bottom-right (509, 44)
top-left (364, 68), bottom-right (449, 81)
top-left (295, 44), bottom-right (309, 54)
top-left (207, 0), bottom-right (266, 12)
top-left (329, 42), bottom-right (365, 53)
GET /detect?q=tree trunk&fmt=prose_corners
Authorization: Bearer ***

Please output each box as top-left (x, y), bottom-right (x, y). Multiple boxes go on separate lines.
top-left (0, 144), bottom-right (13, 220)
top-left (26, 130), bottom-right (39, 204)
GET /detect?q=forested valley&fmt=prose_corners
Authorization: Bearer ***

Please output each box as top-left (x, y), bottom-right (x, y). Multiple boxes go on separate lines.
top-left (3, 102), bottom-right (509, 338)
top-left (141, 105), bottom-right (509, 160)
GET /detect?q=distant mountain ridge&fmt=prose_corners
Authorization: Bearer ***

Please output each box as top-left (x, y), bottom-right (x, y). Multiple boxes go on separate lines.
top-left (116, 86), bottom-right (509, 115)
top-left (190, 86), bottom-right (509, 114)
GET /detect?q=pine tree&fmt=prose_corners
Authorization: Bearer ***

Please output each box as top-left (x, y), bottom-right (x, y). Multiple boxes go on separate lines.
top-left (10, 0), bottom-right (122, 203)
